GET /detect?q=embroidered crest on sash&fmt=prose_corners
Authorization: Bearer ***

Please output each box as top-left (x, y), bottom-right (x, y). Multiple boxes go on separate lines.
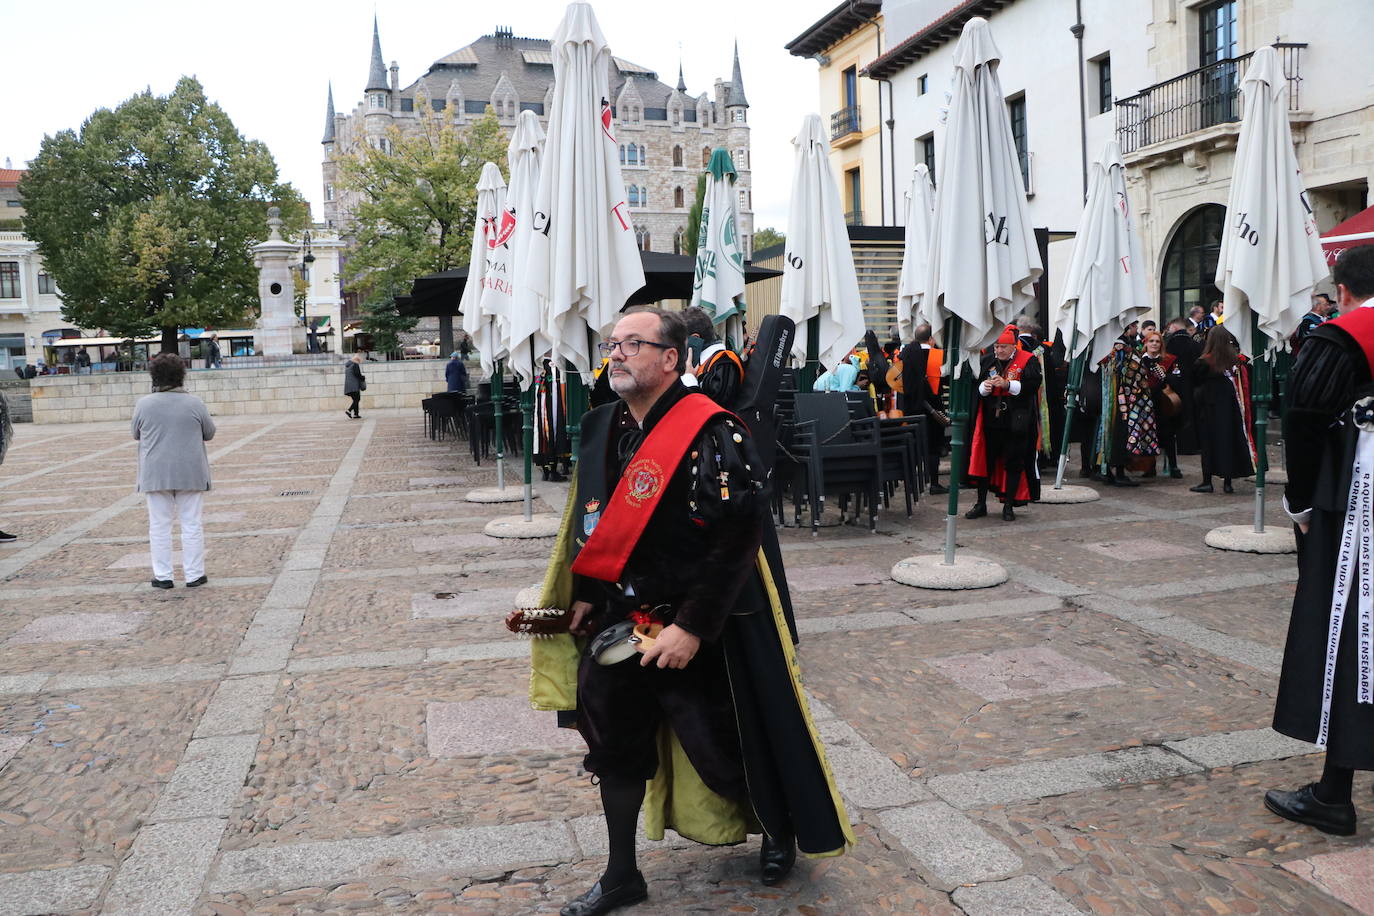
top-left (1355, 396), bottom-right (1374, 432)
top-left (624, 458), bottom-right (664, 506)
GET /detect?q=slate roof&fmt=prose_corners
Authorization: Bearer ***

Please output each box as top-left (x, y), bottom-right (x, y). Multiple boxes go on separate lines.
top-left (322, 84), bottom-right (336, 144)
top-left (366, 17), bottom-right (389, 91)
top-left (396, 32), bottom-right (725, 113)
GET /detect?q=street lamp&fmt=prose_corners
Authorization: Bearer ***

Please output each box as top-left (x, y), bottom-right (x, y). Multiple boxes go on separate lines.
top-left (300, 231), bottom-right (317, 352)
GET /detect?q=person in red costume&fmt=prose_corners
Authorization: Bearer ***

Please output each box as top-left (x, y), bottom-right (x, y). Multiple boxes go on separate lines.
top-left (967, 325), bottom-right (1042, 521)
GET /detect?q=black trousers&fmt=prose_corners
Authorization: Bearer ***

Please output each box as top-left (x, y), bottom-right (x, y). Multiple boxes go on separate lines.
top-left (346, 392), bottom-right (360, 415)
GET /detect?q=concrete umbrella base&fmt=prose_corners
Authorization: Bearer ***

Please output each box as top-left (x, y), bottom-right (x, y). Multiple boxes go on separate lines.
top-left (464, 487), bottom-right (529, 503)
top-left (484, 514), bottom-right (561, 538)
top-left (891, 554), bottom-right (1008, 590)
top-left (1037, 485), bottom-right (1100, 504)
top-left (1204, 524), bottom-right (1297, 554)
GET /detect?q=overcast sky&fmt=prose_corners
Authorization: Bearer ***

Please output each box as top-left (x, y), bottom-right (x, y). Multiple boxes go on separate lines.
top-left (6, 0), bottom-right (843, 232)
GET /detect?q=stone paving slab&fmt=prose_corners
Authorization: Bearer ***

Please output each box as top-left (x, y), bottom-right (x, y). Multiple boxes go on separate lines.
top-left (926, 645), bottom-right (1122, 702)
top-left (0, 863), bottom-right (111, 916)
top-left (0, 734), bottom-right (27, 768)
top-left (877, 800), bottom-right (1024, 887)
top-left (1165, 726), bottom-right (1319, 769)
top-left (5, 611), bottom-right (147, 644)
top-left (151, 735), bottom-right (259, 821)
top-left (103, 818), bottom-right (227, 916)
top-left (951, 875), bottom-right (1082, 915)
top-left (426, 697), bottom-right (585, 757)
top-left (1283, 848), bottom-right (1374, 915)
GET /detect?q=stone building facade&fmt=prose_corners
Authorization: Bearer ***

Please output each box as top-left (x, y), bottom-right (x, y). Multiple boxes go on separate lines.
top-left (322, 22), bottom-right (755, 259)
top-left (0, 168), bottom-right (68, 371)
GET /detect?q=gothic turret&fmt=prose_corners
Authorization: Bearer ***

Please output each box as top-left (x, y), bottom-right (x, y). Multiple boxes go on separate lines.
top-left (365, 17), bottom-right (388, 92)
top-left (322, 83), bottom-right (336, 144)
top-left (727, 41), bottom-right (748, 108)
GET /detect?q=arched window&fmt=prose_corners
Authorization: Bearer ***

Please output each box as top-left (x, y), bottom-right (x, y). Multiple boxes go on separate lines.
top-left (702, 146), bottom-right (711, 167)
top-left (628, 185), bottom-right (641, 208)
top-left (674, 186), bottom-right (684, 208)
top-left (673, 227), bottom-right (686, 255)
top-left (635, 225), bottom-right (651, 250)
top-left (638, 143), bottom-right (647, 164)
top-left (672, 145), bottom-right (684, 168)
top-left (619, 144), bottom-right (627, 165)
top-left (628, 145), bottom-right (640, 166)
top-left (735, 147), bottom-right (747, 169)
top-left (671, 107), bottom-right (681, 126)
top-left (1160, 204), bottom-right (1225, 322)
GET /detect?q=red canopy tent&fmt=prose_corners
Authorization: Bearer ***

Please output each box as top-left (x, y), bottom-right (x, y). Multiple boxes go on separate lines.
top-left (1321, 205), bottom-right (1374, 265)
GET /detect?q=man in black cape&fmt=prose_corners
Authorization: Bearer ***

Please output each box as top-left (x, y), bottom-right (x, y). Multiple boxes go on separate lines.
top-left (1267, 244), bottom-right (1374, 836)
top-left (898, 323), bottom-right (949, 494)
top-left (551, 308), bottom-right (851, 915)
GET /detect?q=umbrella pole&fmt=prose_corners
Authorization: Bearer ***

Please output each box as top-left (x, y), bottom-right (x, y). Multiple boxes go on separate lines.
top-left (1054, 333), bottom-right (1086, 489)
top-left (1251, 335), bottom-right (1271, 535)
top-left (801, 316), bottom-right (820, 392)
top-left (522, 364), bottom-right (535, 522)
top-left (942, 323), bottom-right (968, 567)
top-left (492, 359), bottom-right (506, 490)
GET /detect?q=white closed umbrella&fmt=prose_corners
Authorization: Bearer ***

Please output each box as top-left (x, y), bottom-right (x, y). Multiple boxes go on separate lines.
top-left (461, 162), bottom-right (509, 380)
top-left (896, 164), bottom-right (936, 341)
top-left (1216, 46), bottom-right (1327, 357)
top-left (506, 110), bottom-right (549, 390)
top-left (778, 114), bottom-right (866, 382)
top-left (1051, 140), bottom-right (1148, 488)
top-left (524, 1), bottom-right (645, 378)
top-left (1213, 45), bottom-right (1328, 538)
top-left (690, 147), bottom-right (747, 345)
top-left (925, 17), bottom-right (1041, 377)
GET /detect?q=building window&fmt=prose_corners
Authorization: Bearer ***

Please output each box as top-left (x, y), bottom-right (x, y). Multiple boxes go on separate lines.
top-left (370, 93), bottom-right (386, 109)
top-left (4, 200), bottom-right (19, 208)
top-left (325, 183), bottom-right (334, 202)
top-left (635, 225), bottom-right (651, 250)
top-left (919, 134), bottom-right (936, 184)
top-left (842, 66), bottom-right (857, 110)
top-left (672, 145), bottom-right (683, 168)
top-left (1198, 1), bottom-right (1240, 127)
top-left (619, 145), bottom-right (627, 165)
top-left (1160, 204), bottom-right (1225, 322)
top-left (845, 168), bottom-right (861, 225)
top-left (400, 98), bottom-right (414, 112)
top-left (638, 143), bottom-right (647, 165)
top-left (702, 146), bottom-right (711, 167)
top-left (732, 109), bottom-right (745, 123)
top-left (674, 186), bottom-right (685, 208)
top-left (1199, 0), bottom-right (1238, 67)
top-left (0, 262), bottom-right (18, 299)
top-left (1095, 55), bottom-right (1112, 114)
top-left (628, 185), bottom-right (643, 208)
top-left (37, 273), bottom-right (55, 295)
top-left (735, 147), bottom-right (747, 169)
top-left (673, 227), bottom-right (686, 255)
top-left (671, 107), bottom-right (681, 126)
top-left (1007, 95), bottom-right (1029, 188)
top-left (917, 74), bottom-right (929, 96)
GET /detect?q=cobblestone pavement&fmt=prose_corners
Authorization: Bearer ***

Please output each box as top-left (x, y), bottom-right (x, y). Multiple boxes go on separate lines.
top-left (2, 410), bottom-right (1372, 915)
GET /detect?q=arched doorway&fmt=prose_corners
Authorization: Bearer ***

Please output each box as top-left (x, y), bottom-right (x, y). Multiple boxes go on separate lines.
top-left (1160, 204), bottom-right (1225, 322)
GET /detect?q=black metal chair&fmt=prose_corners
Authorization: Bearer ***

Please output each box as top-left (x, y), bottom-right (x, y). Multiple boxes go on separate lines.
top-left (791, 392), bottom-right (883, 534)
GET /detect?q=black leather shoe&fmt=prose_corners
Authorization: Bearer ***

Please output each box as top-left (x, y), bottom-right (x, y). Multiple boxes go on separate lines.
top-left (1002, 504), bottom-right (1016, 521)
top-left (929, 483), bottom-right (949, 495)
top-left (1111, 475), bottom-right (1139, 487)
top-left (760, 833), bottom-right (796, 886)
top-left (1190, 483), bottom-right (1214, 493)
top-left (560, 873), bottom-right (648, 915)
top-left (1169, 468), bottom-right (1184, 479)
top-left (151, 579), bottom-right (173, 589)
top-left (1223, 481), bottom-right (1235, 494)
top-left (1264, 784), bottom-right (1356, 836)
top-left (186, 575), bottom-right (208, 588)
top-left (965, 503), bottom-right (988, 519)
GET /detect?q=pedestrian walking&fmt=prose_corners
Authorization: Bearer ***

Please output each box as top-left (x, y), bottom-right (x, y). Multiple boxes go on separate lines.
top-left (206, 333), bottom-right (222, 369)
top-left (131, 353), bottom-right (215, 589)
top-left (344, 353), bottom-right (365, 418)
top-left (0, 387), bottom-right (16, 542)
top-left (1189, 327), bottom-right (1255, 494)
top-left (445, 351), bottom-right (468, 393)
top-left (1266, 244), bottom-right (1374, 836)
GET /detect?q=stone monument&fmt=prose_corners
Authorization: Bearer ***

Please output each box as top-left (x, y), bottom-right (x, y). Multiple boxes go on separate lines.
top-left (253, 207), bottom-right (306, 356)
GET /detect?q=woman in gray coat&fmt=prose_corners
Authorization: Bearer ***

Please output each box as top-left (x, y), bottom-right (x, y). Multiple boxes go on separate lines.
top-left (344, 353), bottom-right (365, 419)
top-left (131, 353), bottom-right (216, 588)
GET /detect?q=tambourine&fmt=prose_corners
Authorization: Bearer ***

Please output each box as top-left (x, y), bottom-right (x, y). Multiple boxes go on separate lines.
top-left (589, 620), bottom-right (665, 666)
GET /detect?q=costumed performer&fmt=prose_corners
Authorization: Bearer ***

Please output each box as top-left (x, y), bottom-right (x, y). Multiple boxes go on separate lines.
top-left (967, 325), bottom-right (1042, 521)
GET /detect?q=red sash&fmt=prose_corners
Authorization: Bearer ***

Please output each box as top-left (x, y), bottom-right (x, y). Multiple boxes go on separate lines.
top-left (1329, 307), bottom-right (1374, 377)
top-left (571, 392), bottom-right (729, 583)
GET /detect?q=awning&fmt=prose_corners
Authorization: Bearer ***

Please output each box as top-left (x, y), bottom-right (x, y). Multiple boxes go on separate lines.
top-left (1321, 205), bottom-right (1374, 266)
top-left (404, 251), bottom-right (782, 319)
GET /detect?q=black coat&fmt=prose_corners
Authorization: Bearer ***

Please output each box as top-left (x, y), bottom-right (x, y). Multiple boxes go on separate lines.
top-left (1273, 323), bottom-right (1374, 767)
top-left (1191, 359), bottom-right (1253, 479)
top-left (1166, 330), bottom-right (1202, 453)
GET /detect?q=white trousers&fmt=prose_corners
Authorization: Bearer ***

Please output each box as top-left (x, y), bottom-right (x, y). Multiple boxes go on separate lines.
top-left (145, 490), bottom-right (205, 581)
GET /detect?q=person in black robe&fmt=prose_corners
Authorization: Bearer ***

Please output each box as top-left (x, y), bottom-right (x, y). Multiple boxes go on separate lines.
top-left (899, 323), bottom-right (949, 494)
top-left (1165, 318), bottom-right (1203, 454)
top-left (966, 326), bottom-right (1042, 521)
top-left (1266, 243), bottom-right (1374, 836)
top-left (1189, 327), bottom-right (1255, 493)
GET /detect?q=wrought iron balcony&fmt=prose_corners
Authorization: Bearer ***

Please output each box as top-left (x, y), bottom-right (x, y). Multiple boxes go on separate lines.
top-left (831, 105), bottom-right (861, 141)
top-left (1116, 43), bottom-right (1305, 155)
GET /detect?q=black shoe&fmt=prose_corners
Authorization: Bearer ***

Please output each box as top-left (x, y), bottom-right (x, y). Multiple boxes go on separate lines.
top-left (965, 503), bottom-right (988, 520)
top-left (344, 410), bottom-right (353, 419)
top-left (185, 575), bottom-right (208, 588)
top-left (0, 530), bottom-right (16, 542)
top-left (1224, 481), bottom-right (1235, 494)
top-left (1111, 475), bottom-right (1139, 487)
top-left (1168, 467), bottom-right (1184, 479)
top-left (1142, 468), bottom-right (1157, 479)
top-left (560, 873), bottom-right (648, 915)
top-left (1263, 784), bottom-right (1356, 836)
top-left (151, 579), bottom-right (174, 589)
top-left (1002, 504), bottom-right (1016, 521)
top-left (1190, 483), bottom-right (1214, 493)
top-left (760, 833), bottom-right (796, 886)
top-left (1088, 471), bottom-right (1106, 483)
top-left (928, 483), bottom-right (949, 495)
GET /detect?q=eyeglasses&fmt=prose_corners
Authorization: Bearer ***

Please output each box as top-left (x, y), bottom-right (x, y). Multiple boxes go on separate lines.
top-left (597, 338), bottom-right (671, 357)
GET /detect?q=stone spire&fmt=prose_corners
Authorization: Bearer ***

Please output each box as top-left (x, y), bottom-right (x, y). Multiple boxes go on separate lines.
top-left (728, 40), bottom-right (748, 107)
top-left (322, 83), bottom-right (336, 144)
top-left (366, 17), bottom-right (389, 92)
top-left (676, 63), bottom-right (687, 93)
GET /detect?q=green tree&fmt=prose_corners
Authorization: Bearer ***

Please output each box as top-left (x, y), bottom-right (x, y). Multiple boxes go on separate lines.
top-left (336, 105), bottom-right (507, 349)
top-left (683, 172), bottom-right (708, 258)
top-left (753, 226), bottom-right (785, 255)
top-left (21, 77), bottom-right (306, 352)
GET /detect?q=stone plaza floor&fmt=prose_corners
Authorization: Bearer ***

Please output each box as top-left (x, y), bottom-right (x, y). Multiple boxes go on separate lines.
top-left (0, 409), bottom-right (1372, 914)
